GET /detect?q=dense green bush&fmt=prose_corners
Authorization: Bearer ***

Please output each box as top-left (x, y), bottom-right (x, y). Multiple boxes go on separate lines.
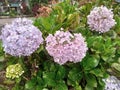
top-left (0, 0), bottom-right (120, 90)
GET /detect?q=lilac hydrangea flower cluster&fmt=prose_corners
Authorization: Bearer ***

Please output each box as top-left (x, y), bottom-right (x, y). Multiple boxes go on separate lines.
top-left (45, 30), bottom-right (88, 65)
top-left (87, 6), bottom-right (116, 33)
top-left (103, 76), bottom-right (120, 90)
top-left (1, 18), bottom-right (43, 56)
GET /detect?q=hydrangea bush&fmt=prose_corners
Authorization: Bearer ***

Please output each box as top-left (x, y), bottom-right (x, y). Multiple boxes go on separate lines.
top-left (0, 0), bottom-right (120, 90)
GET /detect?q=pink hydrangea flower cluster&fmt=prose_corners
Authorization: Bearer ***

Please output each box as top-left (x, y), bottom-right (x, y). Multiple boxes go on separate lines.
top-left (87, 6), bottom-right (116, 33)
top-left (1, 18), bottom-right (43, 56)
top-left (45, 30), bottom-right (88, 65)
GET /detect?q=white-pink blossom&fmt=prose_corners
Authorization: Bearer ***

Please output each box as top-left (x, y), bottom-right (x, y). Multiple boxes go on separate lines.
top-left (87, 6), bottom-right (116, 33)
top-left (45, 30), bottom-right (88, 65)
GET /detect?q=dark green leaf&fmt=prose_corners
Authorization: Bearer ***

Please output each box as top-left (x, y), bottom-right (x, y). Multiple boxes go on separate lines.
top-left (54, 81), bottom-right (68, 90)
top-left (36, 85), bottom-right (43, 90)
top-left (43, 72), bottom-right (56, 87)
top-left (98, 78), bottom-right (105, 87)
top-left (68, 68), bottom-right (82, 82)
top-left (25, 77), bottom-right (37, 90)
top-left (56, 65), bottom-right (66, 80)
top-left (86, 74), bottom-right (97, 87)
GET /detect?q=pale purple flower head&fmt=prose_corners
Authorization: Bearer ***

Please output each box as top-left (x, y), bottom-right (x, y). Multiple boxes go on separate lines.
top-left (103, 76), bottom-right (120, 90)
top-left (45, 30), bottom-right (88, 65)
top-left (87, 6), bottom-right (116, 33)
top-left (1, 18), bottom-right (44, 56)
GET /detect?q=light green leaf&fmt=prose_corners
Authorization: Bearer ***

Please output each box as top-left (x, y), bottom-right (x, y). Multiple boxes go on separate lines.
top-left (85, 84), bottom-right (94, 90)
top-left (82, 55), bottom-right (99, 70)
top-left (25, 81), bottom-right (35, 90)
top-left (111, 63), bottom-right (120, 72)
top-left (0, 56), bottom-right (4, 62)
top-left (90, 69), bottom-right (104, 77)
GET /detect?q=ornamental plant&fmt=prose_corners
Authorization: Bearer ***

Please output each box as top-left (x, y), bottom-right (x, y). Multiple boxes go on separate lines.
top-left (103, 76), bottom-right (120, 90)
top-left (0, 0), bottom-right (120, 90)
top-left (87, 6), bottom-right (116, 33)
top-left (6, 63), bottom-right (24, 79)
top-left (45, 30), bottom-right (88, 65)
top-left (1, 18), bottom-right (43, 56)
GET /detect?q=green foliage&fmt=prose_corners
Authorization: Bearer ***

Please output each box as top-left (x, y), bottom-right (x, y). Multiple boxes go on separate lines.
top-left (53, 81), bottom-right (68, 90)
top-left (25, 77), bottom-right (37, 90)
top-left (86, 36), bottom-right (116, 62)
top-left (82, 55), bottom-right (100, 70)
top-left (34, 15), bottom-right (63, 35)
top-left (30, 0), bottom-right (48, 7)
top-left (115, 15), bottom-right (120, 34)
top-left (0, 41), bottom-right (5, 70)
top-left (68, 67), bottom-right (82, 82)
top-left (52, 0), bottom-right (80, 30)
top-left (34, 0), bottom-right (80, 35)
top-left (0, 0), bottom-right (120, 90)
top-left (0, 41), bottom-right (4, 62)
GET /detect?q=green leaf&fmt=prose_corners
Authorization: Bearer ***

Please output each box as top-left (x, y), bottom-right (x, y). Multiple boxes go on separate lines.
top-left (36, 85), bottom-right (43, 90)
top-left (25, 77), bottom-right (37, 90)
top-left (68, 68), bottom-right (82, 82)
top-left (43, 61), bottom-right (53, 71)
top-left (97, 78), bottom-right (105, 90)
top-left (75, 83), bottom-right (82, 90)
top-left (85, 84), bottom-right (94, 90)
top-left (115, 15), bottom-right (120, 33)
top-left (98, 78), bottom-right (105, 87)
top-left (25, 81), bottom-right (35, 90)
top-left (82, 55), bottom-right (99, 70)
top-left (43, 72), bottom-right (56, 87)
top-left (37, 76), bottom-right (46, 87)
top-left (96, 78), bottom-right (105, 90)
top-left (56, 65), bottom-right (66, 80)
top-left (101, 55), bottom-right (109, 61)
top-left (0, 62), bottom-right (4, 70)
top-left (67, 79), bottom-right (76, 86)
top-left (12, 84), bottom-right (19, 90)
top-left (86, 74), bottom-right (97, 87)
top-left (90, 69), bottom-right (104, 77)
top-left (54, 81), bottom-right (68, 90)
top-left (0, 56), bottom-right (4, 62)
top-left (111, 63), bottom-right (120, 72)
top-left (96, 84), bottom-right (105, 90)
top-left (36, 45), bottom-right (44, 53)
